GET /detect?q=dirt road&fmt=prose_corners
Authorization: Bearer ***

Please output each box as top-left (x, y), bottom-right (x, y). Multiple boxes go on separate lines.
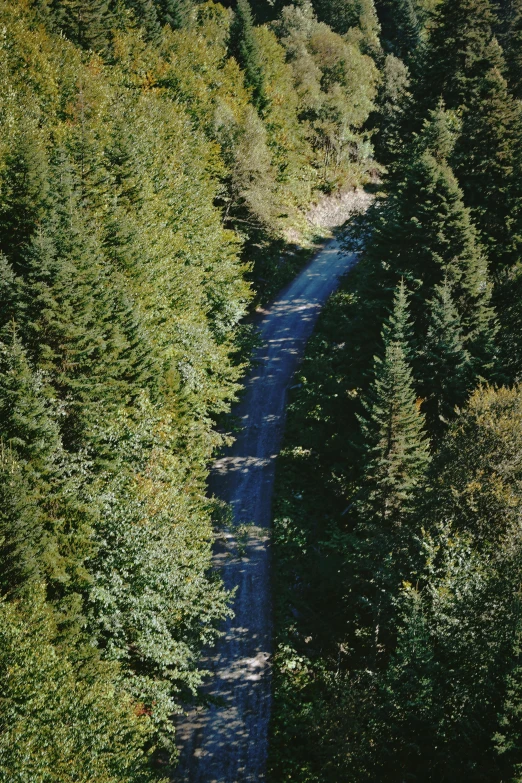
top-left (175, 239), bottom-right (357, 783)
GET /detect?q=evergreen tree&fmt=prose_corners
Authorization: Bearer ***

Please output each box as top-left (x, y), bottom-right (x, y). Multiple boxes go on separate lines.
top-left (494, 619), bottom-right (522, 780)
top-left (453, 40), bottom-right (522, 273)
top-left (0, 327), bottom-right (96, 633)
top-left (154, 0), bottom-right (194, 27)
top-left (123, 0), bottom-right (161, 41)
top-left (499, 0), bottom-right (522, 97)
top-left (0, 452), bottom-right (42, 596)
top-left (354, 282), bottom-right (429, 661)
top-left (47, 0), bottom-right (115, 52)
top-left (365, 107), bottom-right (494, 341)
top-left (375, 0), bottom-right (423, 61)
top-left (359, 281), bottom-right (430, 527)
top-left (313, 0), bottom-right (381, 48)
top-left (420, 282), bottom-right (472, 435)
top-left (0, 326), bottom-right (61, 464)
top-left (422, 0), bottom-right (498, 110)
top-left (419, 0), bottom-right (522, 272)
top-left (0, 128), bottom-right (49, 272)
top-left (229, 0), bottom-right (266, 111)
top-left (0, 256), bottom-right (20, 328)
top-left (371, 54), bottom-right (412, 168)
top-left (17, 154), bottom-right (132, 448)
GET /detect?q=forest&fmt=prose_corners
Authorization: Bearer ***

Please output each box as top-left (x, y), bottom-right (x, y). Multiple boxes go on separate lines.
top-left (270, 0), bottom-right (522, 781)
top-left (0, 0), bottom-right (521, 780)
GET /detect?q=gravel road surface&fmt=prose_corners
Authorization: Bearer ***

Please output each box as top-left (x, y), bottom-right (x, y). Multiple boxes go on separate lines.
top-left (175, 239), bottom-right (357, 783)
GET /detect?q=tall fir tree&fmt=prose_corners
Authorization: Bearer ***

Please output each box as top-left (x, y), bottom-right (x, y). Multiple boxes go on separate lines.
top-left (358, 281), bottom-right (430, 527)
top-left (420, 282), bottom-right (472, 436)
top-left (354, 282), bottom-right (430, 661)
top-left (422, 0), bottom-right (498, 109)
top-left (17, 153), bottom-right (133, 449)
top-left (0, 327), bottom-right (96, 635)
top-left (452, 39), bottom-right (522, 273)
top-left (229, 0), bottom-right (267, 111)
top-left (499, 0), bottom-right (522, 97)
top-left (0, 128), bottom-right (49, 273)
top-left (365, 105), bottom-right (495, 342)
top-left (0, 585), bottom-right (163, 783)
top-left (418, 0), bottom-right (522, 272)
top-left (46, 0), bottom-right (115, 52)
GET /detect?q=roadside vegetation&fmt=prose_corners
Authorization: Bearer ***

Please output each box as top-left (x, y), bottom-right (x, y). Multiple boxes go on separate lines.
top-left (270, 1), bottom-right (522, 780)
top-left (0, 0), bottom-right (380, 779)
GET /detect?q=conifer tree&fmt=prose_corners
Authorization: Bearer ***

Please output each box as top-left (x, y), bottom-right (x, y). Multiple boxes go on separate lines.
top-left (229, 0), bottom-right (266, 111)
top-left (499, 0), bottom-right (522, 97)
top-left (354, 283), bottom-right (429, 661)
top-left (359, 281), bottom-right (430, 527)
top-left (420, 282), bottom-right (472, 435)
top-left (17, 153), bottom-right (131, 448)
top-left (494, 619), bottom-right (522, 779)
top-left (0, 327), bottom-right (96, 626)
top-left (366, 107), bottom-right (494, 340)
top-left (0, 256), bottom-right (20, 328)
top-left (313, 0), bottom-right (380, 45)
top-left (47, 0), bottom-right (115, 52)
top-left (372, 54), bottom-right (412, 168)
top-left (419, 0), bottom-right (522, 273)
top-left (423, 0), bottom-right (498, 110)
top-left (155, 0), bottom-right (194, 27)
top-left (453, 40), bottom-right (522, 272)
top-left (0, 128), bottom-right (49, 272)
top-left (374, 0), bottom-right (423, 61)
top-left (123, 0), bottom-right (162, 40)
top-left (0, 326), bottom-right (60, 465)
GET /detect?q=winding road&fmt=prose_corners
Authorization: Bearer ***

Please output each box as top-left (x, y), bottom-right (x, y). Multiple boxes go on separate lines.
top-left (175, 238), bottom-right (358, 783)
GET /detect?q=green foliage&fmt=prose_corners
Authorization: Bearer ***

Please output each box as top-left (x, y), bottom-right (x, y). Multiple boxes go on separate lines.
top-left (0, 584), bottom-right (164, 783)
top-left (420, 281), bottom-right (472, 434)
top-left (358, 281), bottom-right (429, 526)
top-left (371, 53), bottom-right (412, 167)
top-left (229, 0), bottom-right (266, 110)
top-left (418, 0), bottom-right (522, 272)
top-left (275, 1), bottom-right (379, 191)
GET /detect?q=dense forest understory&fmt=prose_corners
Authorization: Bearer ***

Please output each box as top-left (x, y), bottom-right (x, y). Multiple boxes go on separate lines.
top-left (1, 0), bottom-right (522, 780)
top-left (269, 0), bottom-right (522, 781)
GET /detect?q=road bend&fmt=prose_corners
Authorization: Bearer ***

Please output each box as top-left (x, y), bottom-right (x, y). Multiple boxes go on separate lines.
top-left (175, 239), bottom-right (357, 783)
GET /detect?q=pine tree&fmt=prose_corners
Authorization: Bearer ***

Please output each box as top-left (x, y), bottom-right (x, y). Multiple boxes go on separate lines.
top-left (372, 54), bottom-right (412, 168)
top-left (0, 326), bottom-right (61, 464)
top-left (500, 0), bottom-right (522, 97)
top-left (0, 256), bottom-right (20, 329)
top-left (229, 0), bottom-right (267, 111)
top-left (494, 619), bottom-right (522, 780)
top-left (17, 153), bottom-right (132, 448)
top-left (48, 0), bottom-right (115, 52)
top-left (155, 0), bottom-right (194, 28)
top-left (420, 282), bottom-right (472, 435)
top-left (359, 281), bottom-right (430, 527)
top-left (419, 0), bottom-right (522, 273)
top-left (353, 283), bottom-right (429, 662)
top-left (422, 0), bottom-right (498, 110)
top-left (0, 327), bottom-right (96, 625)
top-left (312, 0), bottom-right (376, 34)
top-left (366, 109), bottom-right (493, 339)
top-left (374, 0), bottom-right (423, 61)
top-left (0, 128), bottom-right (49, 272)
top-left (452, 40), bottom-right (522, 273)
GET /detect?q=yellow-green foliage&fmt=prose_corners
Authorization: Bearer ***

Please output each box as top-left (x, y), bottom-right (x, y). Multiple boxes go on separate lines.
top-left (0, 0), bottom-right (381, 776)
top-left (0, 585), bottom-right (164, 783)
